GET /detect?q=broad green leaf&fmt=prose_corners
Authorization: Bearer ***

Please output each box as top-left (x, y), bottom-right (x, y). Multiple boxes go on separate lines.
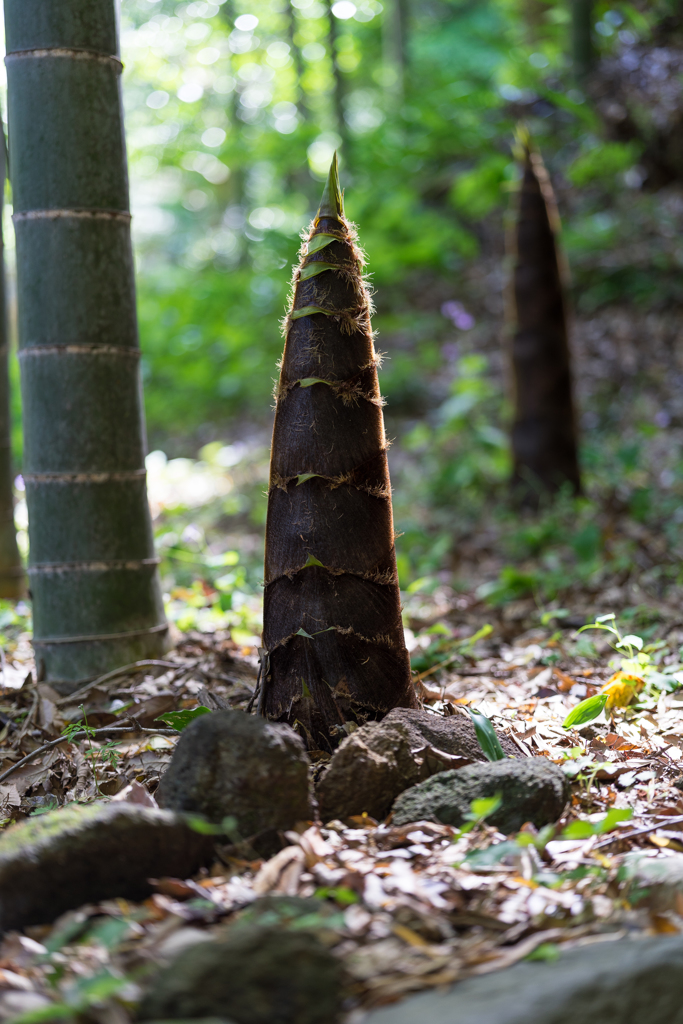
top-left (459, 623), bottom-right (493, 652)
top-left (561, 807), bottom-right (632, 839)
top-left (562, 692), bottom-right (608, 729)
top-left (525, 943), bottom-right (560, 962)
top-left (561, 820), bottom-right (596, 839)
top-left (300, 262), bottom-right (338, 281)
top-left (307, 233), bottom-right (340, 255)
top-left (296, 473), bottom-right (319, 484)
top-left (618, 634), bottom-right (643, 651)
top-left (155, 705), bottom-right (212, 730)
top-left (290, 305), bottom-right (334, 320)
top-left (184, 814), bottom-right (239, 839)
top-left (314, 886), bottom-right (358, 905)
top-left (596, 807), bottom-right (632, 833)
top-left (464, 838), bottom-right (517, 867)
top-left (298, 377), bottom-right (328, 387)
top-left (468, 794), bottom-right (503, 819)
top-left (9, 1002), bottom-right (75, 1023)
top-left (468, 709), bottom-right (506, 761)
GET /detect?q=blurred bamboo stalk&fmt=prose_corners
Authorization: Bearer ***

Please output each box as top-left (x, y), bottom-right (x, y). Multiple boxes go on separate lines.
top-left (382, 0), bottom-right (408, 100)
top-left (571, 0), bottom-right (595, 84)
top-left (0, 128), bottom-right (25, 599)
top-left (327, 1), bottom-right (349, 154)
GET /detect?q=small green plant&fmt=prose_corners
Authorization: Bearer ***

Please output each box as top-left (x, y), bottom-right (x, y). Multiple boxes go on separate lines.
top-left (62, 706), bottom-right (103, 797)
top-left (562, 614), bottom-right (668, 728)
top-left (314, 886), bottom-right (359, 906)
top-left (452, 794), bottom-right (503, 843)
top-left (560, 807), bottom-right (632, 839)
top-left (468, 708), bottom-right (507, 761)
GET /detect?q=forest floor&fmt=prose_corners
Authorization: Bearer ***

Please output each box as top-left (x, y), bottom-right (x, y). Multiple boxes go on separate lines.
top-left (1, 288), bottom-right (682, 1019)
top-left (0, 573), bottom-right (683, 1021)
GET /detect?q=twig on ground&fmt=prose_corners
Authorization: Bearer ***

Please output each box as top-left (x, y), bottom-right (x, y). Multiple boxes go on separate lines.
top-left (55, 660), bottom-right (191, 707)
top-left (11, 688), bottom-right (38, 749)
top-left (0, 724), bottom-right (179, 786)
top-left (595, 813), bottom-right (683, 849)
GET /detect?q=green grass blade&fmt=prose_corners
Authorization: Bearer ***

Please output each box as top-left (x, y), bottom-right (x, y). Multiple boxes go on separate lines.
top-left (468, 709), bottom-right (506, 761)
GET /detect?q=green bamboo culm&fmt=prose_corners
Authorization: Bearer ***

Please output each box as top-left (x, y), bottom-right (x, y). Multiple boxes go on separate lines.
top-left (507, 129), bottom-right (581, 506)
top-left (4, 0), bottom-right (169, 689)
top-left (571, 0), bottom-right (594, 84)
top-left (0, 130), bottom-right (25, 599)
top-left (262, 155), bottom-right (418, 751)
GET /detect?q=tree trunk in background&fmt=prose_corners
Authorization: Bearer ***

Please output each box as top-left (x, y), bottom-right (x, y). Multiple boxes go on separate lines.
top-left (382, 0), bottom-right (408, 99)
top-left (571, 0), bottom-right (594, 84)
top-left (327, 5), bottom-right (349, 155)
top-left (262, 156), bottom-right (417, 751)
top-left (285, 1), bottom-right (310, 121)
top-left (508, 139), bottom-right (581, 506)
top-left (0, 131), bottom-right (24, 599)
top-left (5, 0), bottom-right (169, 689)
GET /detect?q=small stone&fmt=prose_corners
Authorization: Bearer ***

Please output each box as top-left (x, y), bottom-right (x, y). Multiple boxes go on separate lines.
top-left (621, 851), bottom-right (683, 912)
top-left (391, 756), bottom-right (569, 833)
top-left (0, 802), bottom-right (214, 931)
top-left (139, 921), bottom-right (345, 1024)
top-left (316, 708), bottom-right (518, 822)
top-left (156, 711), bottom-right (313, 844)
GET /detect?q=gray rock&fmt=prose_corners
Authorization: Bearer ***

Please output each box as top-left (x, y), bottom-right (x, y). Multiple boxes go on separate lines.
top-left (316, 708), bottom-right (518, 822)
top-left (362, 936), bottom-right (683, 1024)
top-left (156, 711), bottom-right (313, 842)
top-left (0, 802), bottom-right (214, 931)
top-left (139, 923), bottom-right (344, 1024)
top-left (620, 851), bottom-right (683, 912)
top-left (391, 756), bottom-right (569, 833)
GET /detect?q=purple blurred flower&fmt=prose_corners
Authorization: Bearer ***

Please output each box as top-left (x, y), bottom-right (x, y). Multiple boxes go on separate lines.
top-left (655, 410), bottom-right (671, 428)
top-left (441, 300), bottom-right (475, 330)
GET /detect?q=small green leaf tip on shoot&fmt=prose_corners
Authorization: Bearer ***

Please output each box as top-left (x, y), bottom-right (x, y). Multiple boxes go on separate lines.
top-left (512, 121), bottom-right (532, 163)
top-left (317, 151), bottom-right (344, 221)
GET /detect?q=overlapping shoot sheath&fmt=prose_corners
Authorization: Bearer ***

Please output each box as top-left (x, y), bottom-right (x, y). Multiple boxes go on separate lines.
top-left (262, 155), bottom-right (417, 750)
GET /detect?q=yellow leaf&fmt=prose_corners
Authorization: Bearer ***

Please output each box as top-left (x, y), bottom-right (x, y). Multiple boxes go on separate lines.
top-left (392, 923), bottom-right (430, 947)
top-left (649, 912), bottom-right (680, 934)
top-left (599, 671), bottom-right (645, 709)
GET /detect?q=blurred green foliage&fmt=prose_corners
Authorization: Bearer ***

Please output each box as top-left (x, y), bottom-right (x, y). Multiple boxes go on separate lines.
top-left (6, 0), bottom-right (683, 616)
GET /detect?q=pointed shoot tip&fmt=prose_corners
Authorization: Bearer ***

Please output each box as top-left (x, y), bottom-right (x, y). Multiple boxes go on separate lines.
top-left (317, 152), bottom-right (344, 221)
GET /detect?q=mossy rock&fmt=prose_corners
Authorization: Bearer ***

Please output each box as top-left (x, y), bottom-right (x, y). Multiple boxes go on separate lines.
top-left (0, 801), bottom-right (214, 931)
top-left (391, 757), bottom-right (570, 833)
top-left (139, 923), bottom-right (345, 1024)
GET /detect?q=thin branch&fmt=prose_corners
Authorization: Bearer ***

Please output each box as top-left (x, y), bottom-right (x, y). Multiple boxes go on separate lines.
top-left (55, 660), bottom-right (190, 707)
top-left (0, 724), bottom-right (179, 786)
top-left (594, 814), bottom-right (683, 849)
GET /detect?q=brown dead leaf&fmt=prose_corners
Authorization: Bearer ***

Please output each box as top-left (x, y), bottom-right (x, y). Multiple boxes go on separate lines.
top-left (649, 913), bottom-right (680, 934)
top-left (554, 668), bottom-right (578, 693)
top-left (252, 846), bottom-right (305, 896)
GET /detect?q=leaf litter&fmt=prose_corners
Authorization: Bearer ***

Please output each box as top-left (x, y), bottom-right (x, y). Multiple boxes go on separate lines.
top-left (2, 600), bottom-right (683, 1021)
